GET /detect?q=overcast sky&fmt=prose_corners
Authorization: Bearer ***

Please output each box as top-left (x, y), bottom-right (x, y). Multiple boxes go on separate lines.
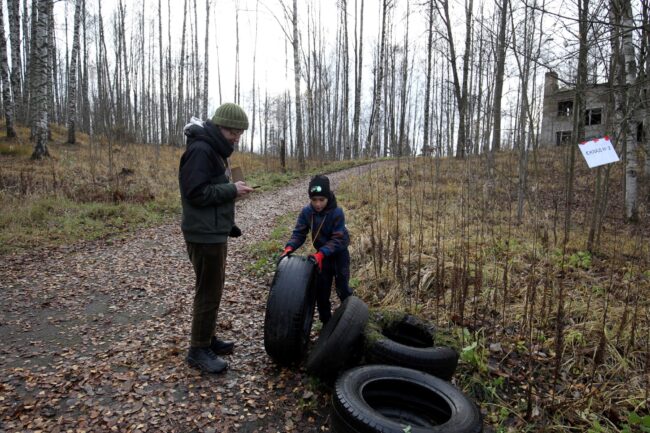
top-left (46, 0), bottom-right (631, 152)
top-left (57, 0), bottom-right (432, 116)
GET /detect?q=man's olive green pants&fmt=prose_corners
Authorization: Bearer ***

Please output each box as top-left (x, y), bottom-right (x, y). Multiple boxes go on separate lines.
top-left (186, 242), bottom-right (227, 348)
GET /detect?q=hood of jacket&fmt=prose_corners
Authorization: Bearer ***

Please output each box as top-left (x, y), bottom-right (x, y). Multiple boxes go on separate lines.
top-left (184, 118), bottom-right (234, 160)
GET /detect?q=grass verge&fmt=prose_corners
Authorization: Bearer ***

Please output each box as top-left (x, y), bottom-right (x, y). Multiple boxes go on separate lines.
top-left (0, 127), bottom-right (366, 256)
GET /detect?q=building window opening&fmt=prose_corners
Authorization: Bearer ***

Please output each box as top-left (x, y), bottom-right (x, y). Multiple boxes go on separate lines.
top-left (556, 131), bottom-right (572, 146)
top-left (585, 108), bottom-right (602, 126)
top-left (558, 101), bottom-right (573, 117)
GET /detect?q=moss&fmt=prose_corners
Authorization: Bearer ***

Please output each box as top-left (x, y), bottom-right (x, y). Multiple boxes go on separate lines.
top-left (363, 308), bottom-right (410, 349)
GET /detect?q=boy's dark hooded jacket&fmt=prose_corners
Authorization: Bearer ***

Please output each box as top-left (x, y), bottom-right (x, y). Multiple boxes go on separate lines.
top-left (179, 120), bottom-right (237, 243)
top-left (286, 192), bottom-right (350, 256)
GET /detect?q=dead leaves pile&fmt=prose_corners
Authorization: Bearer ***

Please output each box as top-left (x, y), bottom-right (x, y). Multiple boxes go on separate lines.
top-left (0, 170), bottom-right (360, 433)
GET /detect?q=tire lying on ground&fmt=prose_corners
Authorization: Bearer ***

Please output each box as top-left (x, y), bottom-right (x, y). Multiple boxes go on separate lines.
top-left (306, 296), bottom-right (369, 380)
top-left (331, 365), bottom-right (483, 433)
top-left (365, 313), bottom-right (459, 380)
top-left (264, 255), bottom-right (317, 365)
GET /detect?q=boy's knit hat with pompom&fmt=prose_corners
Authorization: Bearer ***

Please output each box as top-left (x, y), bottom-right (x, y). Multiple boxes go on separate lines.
top-left (212, 103), bottom-right (249, 130)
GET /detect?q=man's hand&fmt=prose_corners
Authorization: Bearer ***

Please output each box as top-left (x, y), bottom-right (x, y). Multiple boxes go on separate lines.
top-left (308, 251), bottom-right (325, 272)
top-left (229, 225), bottom-right (242, 237)
top-left (235, 181), bottom-right (255, 198)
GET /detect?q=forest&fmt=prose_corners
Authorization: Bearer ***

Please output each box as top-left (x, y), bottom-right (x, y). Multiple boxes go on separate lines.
top-left (0, 0), bottom-right (649, 432)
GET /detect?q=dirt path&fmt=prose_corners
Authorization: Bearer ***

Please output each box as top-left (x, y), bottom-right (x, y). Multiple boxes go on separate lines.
top-left (0, 164), bottom-right (382, 433)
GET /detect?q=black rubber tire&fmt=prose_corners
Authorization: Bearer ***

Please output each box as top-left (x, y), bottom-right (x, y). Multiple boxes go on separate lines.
top-left (263, 255), bottom-right (317, 365)
top-left (331, 365), bottom-right (482, 433)
top-left (365, 315), bottom-right (459, 381)
top-left (382, 315), bottom-right (435, 348)
top-left (306, 296), bottom-right (369, 380)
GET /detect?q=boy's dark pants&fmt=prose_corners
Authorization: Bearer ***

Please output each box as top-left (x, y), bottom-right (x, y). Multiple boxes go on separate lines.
top-left (186, 242), bottom-right (227, 347)
top-left (315, 249), bottom-right (352, 323)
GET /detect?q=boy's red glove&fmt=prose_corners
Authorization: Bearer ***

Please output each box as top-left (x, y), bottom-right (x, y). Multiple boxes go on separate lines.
top-left (308, 251), bottom-right (325, 272)
top-left (278, 246), bottom-right (294, 265)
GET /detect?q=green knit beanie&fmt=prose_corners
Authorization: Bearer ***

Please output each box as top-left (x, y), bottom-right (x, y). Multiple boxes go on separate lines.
top-left (212, 103), bottom-right (249, 130)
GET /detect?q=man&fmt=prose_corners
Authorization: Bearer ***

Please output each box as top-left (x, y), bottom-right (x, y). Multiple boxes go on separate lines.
top-left (179, 102), bottom-right (254, 373)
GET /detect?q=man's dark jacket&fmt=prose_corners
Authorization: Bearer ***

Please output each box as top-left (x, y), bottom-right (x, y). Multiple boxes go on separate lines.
top-left (179, 120), bottom-right (237, 244)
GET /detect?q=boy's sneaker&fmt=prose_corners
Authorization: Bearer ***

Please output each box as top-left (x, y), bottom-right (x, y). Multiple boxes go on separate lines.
top-left (187, 347), bottom-right (228, 374)
top-left (210, 336), bottom-right (235, 355)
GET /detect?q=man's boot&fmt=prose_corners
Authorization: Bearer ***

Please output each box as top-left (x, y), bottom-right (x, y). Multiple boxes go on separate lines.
top-left (186, 346), bottom-right (228, 374)
top-left (210, 336), bottom-right (235, 355)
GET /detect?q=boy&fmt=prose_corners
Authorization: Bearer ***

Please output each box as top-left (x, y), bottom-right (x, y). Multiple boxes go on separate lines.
top-left (279, 175), bottom-right (352, 324)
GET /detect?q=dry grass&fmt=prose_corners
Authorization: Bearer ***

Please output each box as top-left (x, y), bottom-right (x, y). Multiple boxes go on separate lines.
top-left (3, 123), bottom-right (646, 429)
top-left (0, 125), bottom-right (184, 254)
top-left (339, 148), bottom-right (649, 432)
top-left (0, 123), bottom-right (365, 255)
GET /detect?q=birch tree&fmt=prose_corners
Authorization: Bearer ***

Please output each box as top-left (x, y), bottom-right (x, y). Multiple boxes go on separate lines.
top-left (341, 0), bottom-right (350, 159)
top-left (491, 0), bottom-right (508, 153)
top-left (7, 0), bottom-right (22, 121)
top-left (620, 0), bottom-right (638, 222)
top-left (641, 2), bottom-right (650, 176)
top-left (158, 0), bottom-right (166, 143)
top-left (81, 0), bottom-right (90, 133)
top-left (66, 0), bottom-right (82, 144)
top-left (423, 0), bottom-right (435, 155)
top-left (352, 0), bottom-right (364, 159)
top-left (564, 0), bottom-right (589, 244)
top-left (397, 1), bottom-right (410, 157)
top-left (365, 0), bottom-right (390, 157)
top-left (31, 0), bottom-right (51, 159)
top-left (46, 0), bottom-right (58, 124)
top-left (0, 0), bottom-right (16, 137)
top-left (292, 0), bottom-right (305, 169)
top-left (202, 0), bottom-right (211, 119)
top-left (176, 0), bottom-right (189, 144)
top-left (250, 0), bottom-right (259, 152)
top-left (118, 0), bottom-right (132, 134)
top-left (511, 1), bottom-right (537, 223)
top-left (435, 0), bottom-right (472, 157)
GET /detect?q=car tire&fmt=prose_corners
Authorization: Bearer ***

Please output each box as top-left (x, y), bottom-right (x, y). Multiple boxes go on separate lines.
top-left (263, 255), bottom-right (317, 365)
top-left (331, 365), bottom-right (482, 433)
top-left (365, 314), bottom-right (459, 380)
top-left (306, 296), bottom-right (369, 380)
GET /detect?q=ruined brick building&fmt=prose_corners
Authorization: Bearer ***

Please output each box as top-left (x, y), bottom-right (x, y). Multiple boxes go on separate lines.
top-left (540, 71), bottom-right (645, 147)
top-left (541, 71), bottom-right (611, 147)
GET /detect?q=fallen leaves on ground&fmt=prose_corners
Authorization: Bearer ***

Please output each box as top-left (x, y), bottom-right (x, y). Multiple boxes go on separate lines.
top-left (0, 168), bottom-right (370, 433)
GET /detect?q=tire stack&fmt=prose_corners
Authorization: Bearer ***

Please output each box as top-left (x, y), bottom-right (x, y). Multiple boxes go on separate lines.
top-left (263, 258), bottom-right (482, 432)
top-left (306, 304), bottom-right (482, 432)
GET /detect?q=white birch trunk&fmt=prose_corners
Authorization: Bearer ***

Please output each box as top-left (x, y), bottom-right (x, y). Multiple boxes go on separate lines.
top-left (158, 0), bottom-right (166, 143)
top-left (7, 0), bottom-right (21, 120)
top-left (365, 0), bottom-right (388, 157)
top-left (202, 0), bottom-right (210, 119)
top-left (66, 0), bottom-right (82, 144)
top-left (31, 0), bottom-right (50, 159)
top-left (341, 0), bottom-right (350, 159)
top-left (646, 3), bottom-right (650, 175)
top-left (423, 0), bottom-right (434, 154)
top-left (292, 0), bottom-right (304, 169)
top-left (0, 0), bottom-right (16, 137)
top-left (176, 0), bottom-right (188, 144)
top-left (622, 0), bottom-right (638, 221)
top-left (352, 0), bottom-right (364, 159)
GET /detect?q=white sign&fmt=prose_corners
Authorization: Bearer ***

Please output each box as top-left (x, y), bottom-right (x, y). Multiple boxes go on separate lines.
top-left (578, 136), bottom-right (620, 168)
